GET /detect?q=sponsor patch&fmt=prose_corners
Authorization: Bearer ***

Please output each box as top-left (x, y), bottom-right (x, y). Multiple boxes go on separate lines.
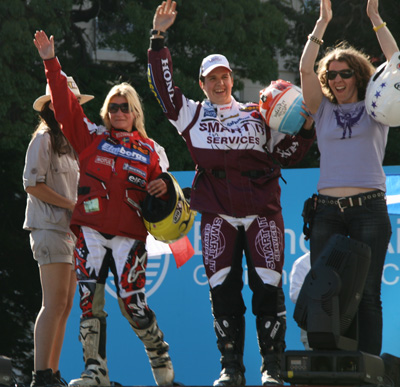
top-left (127, 174), bottom-right (146, 188)
top-left (123, 163), bottom-right (147, 178)
top-left (98, 140), bottom-right (150, 164)
top-left (94, 156), bottom-right (114, 167)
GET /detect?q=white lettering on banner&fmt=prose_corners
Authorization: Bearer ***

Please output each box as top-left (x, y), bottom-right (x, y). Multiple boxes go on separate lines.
top-left (194, 265), bottom-right (208, 285)
top-left (387, 218), bottom-right (400, 254)
top-left (285, 229), bottom-right (309, 255)
top-left (382, 263), bottom-right (400, 285)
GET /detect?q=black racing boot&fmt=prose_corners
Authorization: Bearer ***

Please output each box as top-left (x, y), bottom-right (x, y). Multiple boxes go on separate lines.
top-left (52, 370), bottom-right (67, 386)
top-left (31, 369), bottom-right (61, 387)
top-left (213, 316), bottom-right (246, 386)
top-left (256, 315), bottom-right (286, 386)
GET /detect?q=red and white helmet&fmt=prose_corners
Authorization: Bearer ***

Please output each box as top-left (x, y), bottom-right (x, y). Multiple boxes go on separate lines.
top-left (365, 51), bottom-right (400, 127)
top-left (259, 79), bottom-right (305, 135)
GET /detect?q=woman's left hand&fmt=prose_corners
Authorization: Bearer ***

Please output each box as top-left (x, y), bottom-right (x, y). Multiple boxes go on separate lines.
top-left (147, 178), bottom-right (167, 197)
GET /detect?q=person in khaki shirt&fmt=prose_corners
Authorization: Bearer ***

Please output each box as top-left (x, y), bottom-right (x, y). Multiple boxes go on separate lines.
top-left (23, 79), bottom-right (93, 387)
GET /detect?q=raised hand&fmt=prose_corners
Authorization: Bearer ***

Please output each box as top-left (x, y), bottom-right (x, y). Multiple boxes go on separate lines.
top-left (153, 0), bottom-right (177, 32)
top-left (33, 30), bottom-right (55, 60)
top-left (319, 0), bottom-right (332, 24)
top-left (367, 0), bottom-right (381, 24)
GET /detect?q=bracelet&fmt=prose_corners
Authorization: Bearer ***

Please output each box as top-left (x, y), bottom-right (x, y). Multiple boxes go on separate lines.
top-left (150, 29), bottom-right (166, 38)
top-left (373, 22), bottom-right (386, 32)
top-left (308, 34), bottom-right (324, 46)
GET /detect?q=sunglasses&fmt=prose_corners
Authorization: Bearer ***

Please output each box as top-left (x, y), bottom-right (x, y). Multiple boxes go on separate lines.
top-left (326, 69), bottom-right (355, 81)
top-left (108, 103), bottom-right (130, 114)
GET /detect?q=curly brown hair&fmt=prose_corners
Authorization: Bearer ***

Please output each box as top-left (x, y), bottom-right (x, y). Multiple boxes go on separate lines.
top-left (317, 42), bottom-right (375, 104)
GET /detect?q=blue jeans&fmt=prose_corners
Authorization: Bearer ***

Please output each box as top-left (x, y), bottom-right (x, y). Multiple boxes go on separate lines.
top-left (310, 192), bottom-right (392, 356)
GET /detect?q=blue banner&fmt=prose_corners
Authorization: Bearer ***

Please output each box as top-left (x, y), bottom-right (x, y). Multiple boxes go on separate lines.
top-left (60, 166), bottom-right (400, 386)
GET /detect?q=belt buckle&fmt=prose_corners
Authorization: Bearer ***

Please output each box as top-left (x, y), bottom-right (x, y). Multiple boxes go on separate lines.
top-left (337, 197), bottom-right (348, 212)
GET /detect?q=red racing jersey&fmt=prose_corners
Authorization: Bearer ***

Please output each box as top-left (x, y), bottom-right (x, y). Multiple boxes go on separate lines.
top-left (44, 57), bottom-right (166, 241)
top-left (148, 43), bottom-right (315, 217)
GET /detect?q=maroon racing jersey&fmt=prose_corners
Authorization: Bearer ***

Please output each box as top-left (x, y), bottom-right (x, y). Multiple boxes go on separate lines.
top-left (148, 44), bottom-right (315, 217)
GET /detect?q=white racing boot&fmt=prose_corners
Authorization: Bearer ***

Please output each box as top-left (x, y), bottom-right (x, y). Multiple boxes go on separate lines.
top-left (68, 317), bottom-right (110, 386)
top-left (132, 315), bottom-right (174, 386)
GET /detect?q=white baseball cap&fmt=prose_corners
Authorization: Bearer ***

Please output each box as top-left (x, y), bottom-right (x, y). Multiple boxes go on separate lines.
top-left (199, 54), bottom-right (232, 78)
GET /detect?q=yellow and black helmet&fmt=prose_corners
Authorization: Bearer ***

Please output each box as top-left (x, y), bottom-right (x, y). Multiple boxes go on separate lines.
top-left (143, 172), bottom-right (197, 243)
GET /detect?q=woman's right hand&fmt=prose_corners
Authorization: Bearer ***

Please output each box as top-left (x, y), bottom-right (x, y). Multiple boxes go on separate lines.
top-left (33, 30), bottom-right (55, 60)
top-left (153, 0), bottom-right (177, 32)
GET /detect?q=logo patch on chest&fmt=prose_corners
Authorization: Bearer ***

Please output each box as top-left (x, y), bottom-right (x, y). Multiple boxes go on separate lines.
top-left (128, 174), bottom-right (146, 188)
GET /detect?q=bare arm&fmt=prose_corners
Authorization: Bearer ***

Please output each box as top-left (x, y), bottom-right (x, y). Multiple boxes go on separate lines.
top-left (299, 0), bottom-right (332, 114)
top-left (26, 183), bottom-right (75, 211)
top-left (367, 0), bottom-right (399, 60)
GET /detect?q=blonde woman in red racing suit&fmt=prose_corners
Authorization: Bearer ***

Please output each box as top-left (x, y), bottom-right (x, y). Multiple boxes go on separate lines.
top-left (34, 30), bottom-right (175, 387)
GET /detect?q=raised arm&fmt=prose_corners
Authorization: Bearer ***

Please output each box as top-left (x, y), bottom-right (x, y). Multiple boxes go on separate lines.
top-left (299, 0), bottom-right (332, 114)
top-left (367, 0), bottom-right (399, 61)
top-left (152, 0), bottom-right (177, 37)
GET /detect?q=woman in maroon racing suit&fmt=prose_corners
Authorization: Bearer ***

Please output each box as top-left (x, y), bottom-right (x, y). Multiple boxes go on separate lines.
top-left (34, 30), bottom-right (176, 387)
top-left (147, 1), bottom-right (316, 385)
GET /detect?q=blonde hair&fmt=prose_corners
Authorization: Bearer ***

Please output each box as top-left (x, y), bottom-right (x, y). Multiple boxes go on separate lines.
top-left (317, 42), bottom-right (376, 104)
top-left (100, 82), bottom-right (148, 138)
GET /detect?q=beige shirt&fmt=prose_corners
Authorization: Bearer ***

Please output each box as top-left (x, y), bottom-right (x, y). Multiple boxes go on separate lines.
top-left (23, 129), bottom-right (79, 232)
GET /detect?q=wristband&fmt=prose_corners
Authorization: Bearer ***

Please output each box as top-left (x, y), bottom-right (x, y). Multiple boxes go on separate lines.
top-left (150, 29), bottom-right (166, 38)
top-left (373, 22), bottom-right (386, 32)
top-left (308, 34), bottom-right (324, 46)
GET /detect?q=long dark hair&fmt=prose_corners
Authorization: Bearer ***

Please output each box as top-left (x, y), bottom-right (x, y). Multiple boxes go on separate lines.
top-left (32, 101), bottom-right (72, 156)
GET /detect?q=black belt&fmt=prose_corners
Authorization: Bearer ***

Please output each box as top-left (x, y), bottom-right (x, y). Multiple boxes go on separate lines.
top-left (317, 190), bottom-right (385, 212)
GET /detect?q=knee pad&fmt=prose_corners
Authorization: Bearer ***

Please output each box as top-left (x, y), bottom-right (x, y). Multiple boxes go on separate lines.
top-left (117, 294), bottom-right (152, 329)
top-left (252, 282), bottom-right (285, 317)
top-left (210, 282), bottom-right (246, 318)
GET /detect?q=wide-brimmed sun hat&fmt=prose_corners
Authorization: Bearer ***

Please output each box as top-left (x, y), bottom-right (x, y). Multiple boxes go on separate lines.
top-left (33, 76), bottom-right (94, 111)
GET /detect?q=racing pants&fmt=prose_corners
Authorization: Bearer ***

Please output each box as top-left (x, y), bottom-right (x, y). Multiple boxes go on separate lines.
top-left (74, 226), bottom-right (153, 328)
top-left (201, 213), bottom-right (286, 318)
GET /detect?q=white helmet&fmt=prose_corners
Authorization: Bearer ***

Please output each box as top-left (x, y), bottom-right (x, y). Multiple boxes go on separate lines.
top-left (259, 79), bottom-right (306, 135)
top-left (365, 51), bottom-right (400, 126)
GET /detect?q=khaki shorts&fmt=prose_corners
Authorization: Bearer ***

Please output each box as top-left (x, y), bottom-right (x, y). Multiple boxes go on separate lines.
top-left (30, 229), bottom-right (76, 266)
